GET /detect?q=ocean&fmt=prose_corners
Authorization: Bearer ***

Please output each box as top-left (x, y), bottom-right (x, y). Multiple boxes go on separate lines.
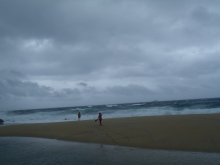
top-left (1, 97), bottom-right (220, 125)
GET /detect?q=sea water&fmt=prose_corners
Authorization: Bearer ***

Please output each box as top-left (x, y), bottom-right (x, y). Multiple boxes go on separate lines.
top-left (1, 97), bottom-right (220, 124)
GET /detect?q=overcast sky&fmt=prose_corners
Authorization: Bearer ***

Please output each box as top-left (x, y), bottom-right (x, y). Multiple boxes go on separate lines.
top-left (1, 0), bottom-right (220, 111)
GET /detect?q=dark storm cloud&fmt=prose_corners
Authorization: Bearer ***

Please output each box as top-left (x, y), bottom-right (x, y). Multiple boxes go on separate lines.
top-left (0, 0), bottom-right (67, 40)
top-left (78, 82), bottom-right (87, 87)
top-left (0, 70), bottom-right (81, 100)
top-left (105, 84), bottom-right (153, 96)
top-left (0, 70), bottom-right (52, 98)
top-left (1, 0), bottom-right (220, 110)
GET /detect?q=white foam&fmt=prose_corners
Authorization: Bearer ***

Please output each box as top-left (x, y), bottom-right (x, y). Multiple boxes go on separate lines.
top-left (2, 104), bottom-right (220, 124)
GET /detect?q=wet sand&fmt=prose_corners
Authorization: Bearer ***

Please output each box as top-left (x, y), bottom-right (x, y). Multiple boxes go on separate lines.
top-left (0, 114), bottom-right (220, 153)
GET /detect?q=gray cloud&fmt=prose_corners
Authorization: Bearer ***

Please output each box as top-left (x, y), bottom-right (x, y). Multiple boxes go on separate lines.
top-left (78, 82), bottom-right (87, 87)
top-left (1, 0), bottom-right (220, 110)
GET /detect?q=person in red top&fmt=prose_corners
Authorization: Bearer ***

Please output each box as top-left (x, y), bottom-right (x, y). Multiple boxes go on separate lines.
top-left (98, 113), bottom-right (102, 126)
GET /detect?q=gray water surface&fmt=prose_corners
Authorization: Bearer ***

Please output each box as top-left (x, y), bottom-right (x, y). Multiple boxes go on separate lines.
top-left (0, 137), bottom-right (220, 165)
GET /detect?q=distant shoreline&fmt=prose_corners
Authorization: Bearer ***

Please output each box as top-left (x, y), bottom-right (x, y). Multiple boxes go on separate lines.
top-left (1, 113), bottom-right (220, 153)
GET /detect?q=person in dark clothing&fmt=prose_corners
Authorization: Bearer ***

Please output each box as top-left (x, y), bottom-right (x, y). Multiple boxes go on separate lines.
top-left (78, 112), bottom-right (81, 121)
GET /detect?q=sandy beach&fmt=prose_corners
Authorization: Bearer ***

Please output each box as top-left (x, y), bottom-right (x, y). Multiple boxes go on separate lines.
top-left (1, 113), bottom-right (220, 153)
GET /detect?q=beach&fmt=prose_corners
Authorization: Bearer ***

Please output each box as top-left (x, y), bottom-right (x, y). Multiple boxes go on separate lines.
top-left (1, 113), bottom-right (220, 153)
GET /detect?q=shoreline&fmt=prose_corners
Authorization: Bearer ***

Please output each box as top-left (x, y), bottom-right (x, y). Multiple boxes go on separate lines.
top-left (0, 113), bottom-right (220, 153)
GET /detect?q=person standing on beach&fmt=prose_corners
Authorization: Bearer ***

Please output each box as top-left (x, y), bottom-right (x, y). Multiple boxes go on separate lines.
top-left (78, 112), bottom-right (81, 121)
top-left (98, 113), bottom-right (102, 126)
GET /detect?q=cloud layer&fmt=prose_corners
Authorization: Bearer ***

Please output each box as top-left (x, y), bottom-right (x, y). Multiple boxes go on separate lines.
top-left (1, 0), bottom-right (220, 110)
